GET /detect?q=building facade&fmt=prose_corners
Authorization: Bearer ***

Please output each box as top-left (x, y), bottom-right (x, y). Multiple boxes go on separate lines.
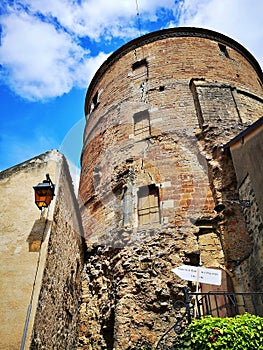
top-left (224, 117), bottom-right (263, 294)
top-left (1, 27), bottom-right (263, 350)
top-left (78, 27), bottom-right (263, 349)
top-left (0, 150), bottom-right (84, 350)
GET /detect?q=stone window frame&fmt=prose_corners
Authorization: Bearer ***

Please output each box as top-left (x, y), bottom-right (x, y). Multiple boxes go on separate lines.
top-left (131, 58), bottom-right (148, 79)
top-left (92, 91), bottom-right (99, 107)
top-left (132, 58), bottom-right (148, 71)
top-left (89, 90), bottom-right (100, 113)
top-left (137, 184), bottom-right (161, 227)
top-left (218, 43), bottom-right (230, 58)
top-left (121, 183), bottom-right (134, 228)
top-left (133, 110), bottom-right (151, 139)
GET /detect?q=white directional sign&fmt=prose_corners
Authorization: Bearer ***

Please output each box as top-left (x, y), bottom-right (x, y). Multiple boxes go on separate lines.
top-left (172, 265), bottom-right (222, 286)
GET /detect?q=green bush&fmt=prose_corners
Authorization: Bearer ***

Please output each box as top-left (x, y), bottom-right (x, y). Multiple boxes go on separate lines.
top-left (174, 313), bottom-right (263, 350)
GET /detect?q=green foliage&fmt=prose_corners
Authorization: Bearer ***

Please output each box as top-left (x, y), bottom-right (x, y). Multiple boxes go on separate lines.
top-left (174, 313), bottom-right (263, 350)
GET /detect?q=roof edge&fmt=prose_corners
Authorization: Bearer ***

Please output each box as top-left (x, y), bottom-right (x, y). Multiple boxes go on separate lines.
top-left (0, 149), bottom-right (63, 179)
top-left (85, 27), bottom-right (263, 115)
top-left (224, 116), bottom-right (263, 150)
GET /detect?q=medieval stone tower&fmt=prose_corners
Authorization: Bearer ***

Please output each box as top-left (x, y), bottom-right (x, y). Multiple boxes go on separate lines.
top-left (78, 27), bottom-right (263, 349)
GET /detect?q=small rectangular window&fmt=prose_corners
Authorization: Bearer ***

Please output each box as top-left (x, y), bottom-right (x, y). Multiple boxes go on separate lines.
top-left (218, 44), bottom-right (229, 58)
top-left (132, 59), bottom-right (148, 79)
top-left (134, 110), bottom-right (150, 138)
top-left (138, 184), bottom-right (160, 226)
top-left (92, 91), bottom-right (99, 106)
top-left (89, 91), bottom-right (100, 113)
top-left (132, 58), bottom-right (147, 71)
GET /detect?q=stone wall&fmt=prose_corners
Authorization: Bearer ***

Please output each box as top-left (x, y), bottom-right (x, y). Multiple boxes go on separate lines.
top-left (229, 121), bottom-right (263, 218)
top-left (224, 120), bottom-right (263, 312)
top-left (30, 157), bottom-right (84, 349)
top-left (78, 28), bottom-right (263, 349)
top-left (0, 150), bottom-right (84, 350)
top-left (238, 175), bottom-right (263, 293)
top-left (78, 232), bottom-right (199, 349)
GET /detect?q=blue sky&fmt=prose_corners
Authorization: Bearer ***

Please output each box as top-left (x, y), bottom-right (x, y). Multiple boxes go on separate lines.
top-left (1, 0), bottom-right (262, 185)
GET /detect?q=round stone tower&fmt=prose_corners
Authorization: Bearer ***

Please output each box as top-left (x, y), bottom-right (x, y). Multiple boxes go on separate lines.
top-left (78, 27), bottom-right (263, 349)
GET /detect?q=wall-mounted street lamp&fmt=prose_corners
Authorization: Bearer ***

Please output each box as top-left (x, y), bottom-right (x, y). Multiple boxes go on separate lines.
top-left (33, 174), bottom-right (55, 210)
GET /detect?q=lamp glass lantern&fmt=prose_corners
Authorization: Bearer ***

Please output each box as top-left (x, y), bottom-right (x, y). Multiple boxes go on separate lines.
top-left (33, 174), bottom-right (55, 210)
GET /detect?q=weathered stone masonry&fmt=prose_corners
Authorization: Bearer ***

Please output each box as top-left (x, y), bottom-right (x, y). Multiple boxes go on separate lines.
top-left (224, 118), bottom-right (263, 302)
top-left (78, 28), bottom-right (263, 349)
top-left (30, 157), bottom-right (85, 350)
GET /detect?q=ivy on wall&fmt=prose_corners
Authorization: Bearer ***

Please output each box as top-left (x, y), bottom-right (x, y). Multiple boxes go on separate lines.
top-left (174, 313), bottom-right (263, 350)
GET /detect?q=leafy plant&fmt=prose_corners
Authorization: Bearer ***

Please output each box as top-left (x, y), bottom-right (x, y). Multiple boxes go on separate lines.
top-left (173, 313), bottom-right (263, 350)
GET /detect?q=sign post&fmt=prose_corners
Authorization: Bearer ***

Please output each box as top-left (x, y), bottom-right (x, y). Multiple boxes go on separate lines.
top-left (172, 265), bottom-right (222, 286)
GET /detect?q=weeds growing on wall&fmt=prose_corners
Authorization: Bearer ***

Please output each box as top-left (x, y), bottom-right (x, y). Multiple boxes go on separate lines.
top-left (173, 313), bottom-right (263, 350)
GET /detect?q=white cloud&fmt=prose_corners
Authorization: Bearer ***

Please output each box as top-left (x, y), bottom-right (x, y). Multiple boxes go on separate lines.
top-left (1, 0), bottom-right (174, 101)
top-left (0, 10), bottom-right (109, 100)
top-left (0, 0), bottom-right (262, 101)
top-left (23, 0), bottom-right (175, 39)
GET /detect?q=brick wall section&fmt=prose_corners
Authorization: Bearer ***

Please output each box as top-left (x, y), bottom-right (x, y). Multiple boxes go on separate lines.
top-left (235, 92), bottom-right (263, 125)
top-left (79, 29), bottom-right (263, 349)
top-left (30, 158), bottom-right (84, 349)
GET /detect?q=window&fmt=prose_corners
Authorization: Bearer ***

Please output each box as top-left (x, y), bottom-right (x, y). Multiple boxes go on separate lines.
top-left (132, 58), bottom-right (147, 71)
top-left (218, 44), bottom-right (229, 58)
top-left (133, 110), bottom-right (150, 138)
top-left (89, 91), bottom-right (99, 113)
top-left (132, 58), bottom-right (148, 79)
top-left (92, 91), bottom-right (99, 107)
top-left (138, 184), bottom-right (160, 226)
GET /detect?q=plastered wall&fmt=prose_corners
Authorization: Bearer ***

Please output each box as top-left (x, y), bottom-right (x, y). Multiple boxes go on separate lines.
top-left (0, 151), bottom-right (84, 350)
